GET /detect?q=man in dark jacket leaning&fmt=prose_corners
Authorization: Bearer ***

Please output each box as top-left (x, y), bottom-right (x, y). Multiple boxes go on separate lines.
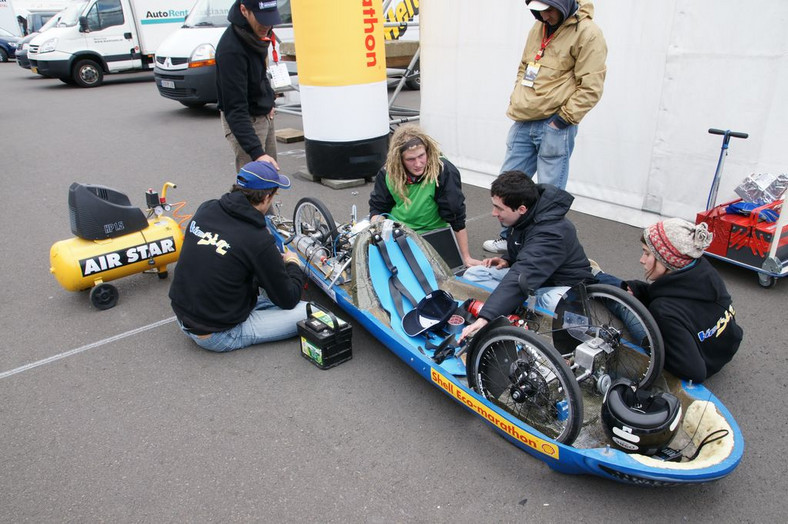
top-left (216, 0), bottom-right (281, 174)
top-left (169, 161), bottom-right (307, 352)
top-left (461, 170), bottom-right (593, 340)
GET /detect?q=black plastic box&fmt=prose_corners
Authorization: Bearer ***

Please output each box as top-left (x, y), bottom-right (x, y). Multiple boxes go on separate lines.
top-left (297, 303), bottom-right (352, 369)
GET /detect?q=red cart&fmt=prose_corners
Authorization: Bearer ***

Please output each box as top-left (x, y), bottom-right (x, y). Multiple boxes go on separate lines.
top-left (695, 129), bottom-right (788, 288)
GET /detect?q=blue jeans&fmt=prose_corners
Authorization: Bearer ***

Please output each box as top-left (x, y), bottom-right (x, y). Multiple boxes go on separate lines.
top-left (178, 294), bottom-right (308, 352)
top-left (500, 118), bottom-right (578, 190)
top-left (463, 265), bottom-right (569, 314)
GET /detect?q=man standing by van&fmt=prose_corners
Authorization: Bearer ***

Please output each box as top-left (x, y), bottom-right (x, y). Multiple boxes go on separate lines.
top-left (483, 0), bottom-right (607, 253)
top-left (216, 1), bottom-right (282, 174)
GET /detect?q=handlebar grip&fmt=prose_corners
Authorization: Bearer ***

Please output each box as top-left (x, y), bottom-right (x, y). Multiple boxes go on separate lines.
top-left (709, 128), bottom-right (749, 139)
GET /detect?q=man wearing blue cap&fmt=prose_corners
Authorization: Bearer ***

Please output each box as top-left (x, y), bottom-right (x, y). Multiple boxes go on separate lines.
top-left (169, 161), bottom-right (308, 352)
top-left (217, 0), bottom-right (283, 173)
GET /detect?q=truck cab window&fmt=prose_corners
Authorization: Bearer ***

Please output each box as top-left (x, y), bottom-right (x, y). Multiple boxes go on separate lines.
top-left (85, 0), bottom-right (125, 31)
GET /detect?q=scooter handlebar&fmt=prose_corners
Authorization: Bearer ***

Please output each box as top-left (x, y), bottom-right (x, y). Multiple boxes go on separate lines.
top-left (709, 128), bottom-right (748, 139)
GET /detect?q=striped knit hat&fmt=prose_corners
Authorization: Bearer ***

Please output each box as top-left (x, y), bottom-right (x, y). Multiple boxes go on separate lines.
top-left (643, 218), bottom-right (713, 271)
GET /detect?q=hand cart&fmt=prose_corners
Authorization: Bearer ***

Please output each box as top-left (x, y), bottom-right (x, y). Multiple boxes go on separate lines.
top-left (695, 128), bottom-right (788, 288)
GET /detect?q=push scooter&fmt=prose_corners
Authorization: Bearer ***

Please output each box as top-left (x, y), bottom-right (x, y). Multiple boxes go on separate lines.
top-left (695, 128), bottom-right (788, 288)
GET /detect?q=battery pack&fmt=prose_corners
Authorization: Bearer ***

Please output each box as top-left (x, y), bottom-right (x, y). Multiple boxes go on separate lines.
top-left (297, 302), bottom-right (352, 369)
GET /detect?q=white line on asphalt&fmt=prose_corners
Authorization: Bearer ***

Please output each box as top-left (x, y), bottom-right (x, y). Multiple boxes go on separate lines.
top-left (0, 317), bottom-right (177, 380)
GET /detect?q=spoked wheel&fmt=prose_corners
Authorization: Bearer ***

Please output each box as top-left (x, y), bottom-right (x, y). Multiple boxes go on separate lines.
top-left (293, 197), bottom-right (339, 245)
top-left (468, 326), bottom-right (583, 444)
top-left (89, 283), bottom-right (119, 310)
top-left (552, 283), bottom-right (664, 389)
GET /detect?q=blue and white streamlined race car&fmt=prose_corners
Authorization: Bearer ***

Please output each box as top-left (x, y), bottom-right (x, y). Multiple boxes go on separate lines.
top-left (267, 198), bottom-right (744, 486)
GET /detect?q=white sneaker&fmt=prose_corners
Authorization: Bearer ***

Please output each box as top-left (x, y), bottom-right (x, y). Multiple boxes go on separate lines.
top-left (483, 237), bottom-right (508, 253)
top-left (588, 259), bottom-right (602, 276)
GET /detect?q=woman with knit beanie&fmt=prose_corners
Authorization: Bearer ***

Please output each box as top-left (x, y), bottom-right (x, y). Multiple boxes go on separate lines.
top-left (596, 218), bottom-right (743, 383)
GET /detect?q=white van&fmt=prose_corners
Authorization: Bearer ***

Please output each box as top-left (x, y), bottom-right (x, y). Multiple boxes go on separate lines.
top-left (153, 0), bottom-right (419, 109)
top-left (27, 0), bottom-right (193, 87)
top-left (153, 0), bottom-right (293, 109)
top-left (16, 3), bottom-right (85, 69)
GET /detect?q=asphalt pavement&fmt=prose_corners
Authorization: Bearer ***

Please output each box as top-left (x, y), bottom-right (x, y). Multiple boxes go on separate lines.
top-left (1, 64), bottom-right (786, 522)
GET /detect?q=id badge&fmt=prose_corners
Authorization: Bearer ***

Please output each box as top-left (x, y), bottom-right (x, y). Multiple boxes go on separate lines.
top-left (268, 63), bottom-right (291, 89)
top-left (521, 62), bottom-right (541, 88)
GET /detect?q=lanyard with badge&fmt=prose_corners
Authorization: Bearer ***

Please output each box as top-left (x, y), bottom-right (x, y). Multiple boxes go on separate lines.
top-left (267, 31), bottom-right (292, 89)
top-left (522, 25), bottom-right (554, 88)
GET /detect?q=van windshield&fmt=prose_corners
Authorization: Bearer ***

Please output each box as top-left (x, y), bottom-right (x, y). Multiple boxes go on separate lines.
top-left (38, 15), bottom-right (61, 32)
top-left (183, 0), bottom-right (233, 28)
top-left (183, 0), bottom-right (291, 28)
top-left (53, 2), bottom-right (89, 28)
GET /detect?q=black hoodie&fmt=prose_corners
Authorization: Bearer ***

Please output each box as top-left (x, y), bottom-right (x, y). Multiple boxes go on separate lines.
top-left (479, 184), bottom-right (593, 320)
top-left (215, 1), bottom-right (276, 160)
top-left (169, 191), bottom-right (305, 334)
top-left (627, 257), bottom-right (743, 382)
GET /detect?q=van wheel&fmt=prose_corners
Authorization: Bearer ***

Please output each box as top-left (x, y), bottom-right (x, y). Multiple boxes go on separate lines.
top-left (0, 49), bottom-right (8, 62)
top-left (73, 59), bottom-right (103, 88)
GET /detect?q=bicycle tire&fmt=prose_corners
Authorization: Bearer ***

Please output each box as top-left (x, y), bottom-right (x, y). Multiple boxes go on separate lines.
top-left (552, 283), bottom-right (665, 390)
top-left (467, 326), bottom-right (583, 445)
top-left (293, 197), bottom-right (339, 246)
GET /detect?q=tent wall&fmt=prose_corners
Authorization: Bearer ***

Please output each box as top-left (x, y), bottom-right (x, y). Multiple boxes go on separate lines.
top-left (419, 0), bottom-right (788, 226)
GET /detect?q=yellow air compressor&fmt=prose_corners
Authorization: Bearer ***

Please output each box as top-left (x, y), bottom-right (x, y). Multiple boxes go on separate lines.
top-left (50, 182), bottom-right (185, 310)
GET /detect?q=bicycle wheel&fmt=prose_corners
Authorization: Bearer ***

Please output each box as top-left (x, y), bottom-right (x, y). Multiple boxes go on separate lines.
top-left (552, 283), bottom-right (664, 390)
top-left (293, 197), bottom-right (339, 245)
top-left (467, 326), bottom-right (583, 445)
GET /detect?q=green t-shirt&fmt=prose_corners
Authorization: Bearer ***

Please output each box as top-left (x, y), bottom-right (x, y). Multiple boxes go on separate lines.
top-left (385, 175), bottom-right (447, 232)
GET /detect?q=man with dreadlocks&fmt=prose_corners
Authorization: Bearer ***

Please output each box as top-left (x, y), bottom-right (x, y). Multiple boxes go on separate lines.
top-left (368, 125), bottom-right (482, 267)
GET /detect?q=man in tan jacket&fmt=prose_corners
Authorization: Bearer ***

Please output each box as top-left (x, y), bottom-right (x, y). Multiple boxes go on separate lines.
top-left (484, 0), bottom-right (607, 253)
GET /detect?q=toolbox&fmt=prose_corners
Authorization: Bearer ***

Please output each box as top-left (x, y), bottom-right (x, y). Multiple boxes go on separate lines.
top-left (297, 302), bottom-right (353, 369)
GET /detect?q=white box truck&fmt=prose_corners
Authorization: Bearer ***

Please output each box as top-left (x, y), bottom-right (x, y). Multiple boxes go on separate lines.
top-left (28, 0), bottom-right (193, 87)
top-left (0, 0), bottom-right (23, 36)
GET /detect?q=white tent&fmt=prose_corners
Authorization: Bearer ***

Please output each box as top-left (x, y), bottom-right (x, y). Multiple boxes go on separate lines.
top-left (419, 0), bottom-right (788, 226)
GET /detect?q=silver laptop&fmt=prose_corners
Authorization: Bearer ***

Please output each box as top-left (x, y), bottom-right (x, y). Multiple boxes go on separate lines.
top-left (420, 227), bottom-right (465, 275)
